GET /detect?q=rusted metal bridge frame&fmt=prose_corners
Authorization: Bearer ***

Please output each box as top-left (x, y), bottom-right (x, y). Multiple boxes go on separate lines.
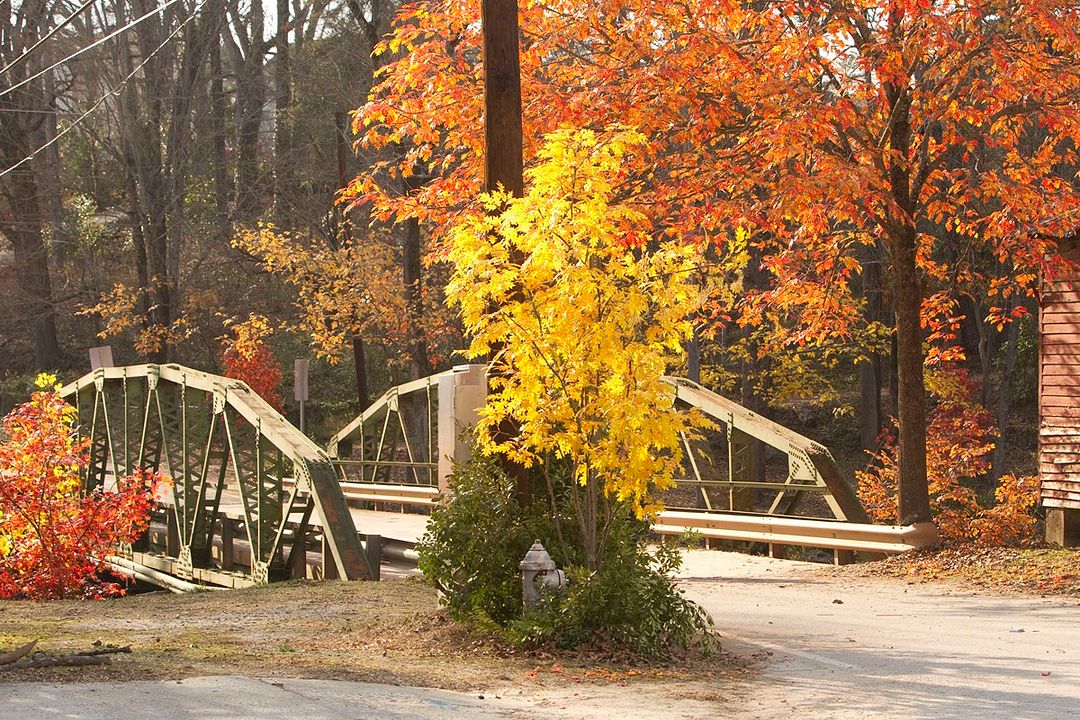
top-left (62, 364), bottom-right (373, 588)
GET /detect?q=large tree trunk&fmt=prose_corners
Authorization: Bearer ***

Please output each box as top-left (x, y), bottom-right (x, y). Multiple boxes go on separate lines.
top-left (1, 173), bottom-right (62, 369)
top-left (39, 69), bottom-right (66, 269)
top-left (882, 67), bottom-right (931, 525)
top-left (209, 1), bottom-right (231, 237)
top-left (231, 1), bottom-right (266, 221)
top-left (890, 223), bottom-right (931, 524)
top-left (0, 1), bottom-right (63, 369)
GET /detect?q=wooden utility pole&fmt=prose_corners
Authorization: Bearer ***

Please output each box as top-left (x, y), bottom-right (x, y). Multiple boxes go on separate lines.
top-left (481, 0), bottom-right (524, 197)
top-left (480, 0), bottom-right (530, 504)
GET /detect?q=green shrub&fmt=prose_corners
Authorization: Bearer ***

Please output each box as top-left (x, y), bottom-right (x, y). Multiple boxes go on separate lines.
top-left (417, 455), bottom-right (716, 658)
top-left (507, 514), bottom-right (715, 658)
top-left (416, 454), bottom-right (551, 624)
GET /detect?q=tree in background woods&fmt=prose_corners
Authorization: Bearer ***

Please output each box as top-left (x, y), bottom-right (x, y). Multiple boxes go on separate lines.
top-left (0, 0), bottom-right (63, 369)
top-left (352, 0), bottom-right (1079, 524)
top-left (0, 2), bottom-right (457, 410)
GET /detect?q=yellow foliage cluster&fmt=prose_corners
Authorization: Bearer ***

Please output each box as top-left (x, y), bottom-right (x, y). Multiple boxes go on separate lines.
top-left (222, 313), bottom-right (274, 361)
top-left (232, 224), bottom-right (408, 363)
top-left (78, 283), bottom-right (218, 358)
top-left (446, 127), bottom-right (706, 519)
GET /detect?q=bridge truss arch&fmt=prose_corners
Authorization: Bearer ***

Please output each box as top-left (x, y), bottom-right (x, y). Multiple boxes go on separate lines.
top-left (62, 364), bottom-right (372, 587)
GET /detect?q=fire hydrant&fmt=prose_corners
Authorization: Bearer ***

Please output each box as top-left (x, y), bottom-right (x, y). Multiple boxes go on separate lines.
top-left (519, 540), bottom-right (568, 610)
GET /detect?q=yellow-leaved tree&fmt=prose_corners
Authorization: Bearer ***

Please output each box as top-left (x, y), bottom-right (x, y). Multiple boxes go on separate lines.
top-left (233, 224), bottom-right (408, 364)
top-left (446, 127), bottom-right (705, 570)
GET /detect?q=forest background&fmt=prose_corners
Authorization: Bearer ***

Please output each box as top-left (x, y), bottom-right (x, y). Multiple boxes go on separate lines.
top-left (1, 0), bottom-right (1077, 519)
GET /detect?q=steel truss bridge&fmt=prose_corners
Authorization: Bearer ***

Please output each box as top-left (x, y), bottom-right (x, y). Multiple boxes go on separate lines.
top-left (61, 363), bottom-right (936, 591)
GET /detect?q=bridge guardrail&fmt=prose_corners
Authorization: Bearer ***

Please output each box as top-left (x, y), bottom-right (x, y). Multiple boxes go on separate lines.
top-left (653, 510), bottom-right (939, 562)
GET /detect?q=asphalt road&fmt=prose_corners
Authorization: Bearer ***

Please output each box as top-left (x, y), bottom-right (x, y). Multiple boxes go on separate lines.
top-left (0, 676), bottom-right (517, 720)
top-left (677, 550), bottom-right (1080, 720)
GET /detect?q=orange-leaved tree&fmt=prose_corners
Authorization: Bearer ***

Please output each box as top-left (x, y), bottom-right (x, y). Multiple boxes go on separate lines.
top-left (232, 224), bottom-right (453, 403)
top-left (351, 0), bottom-right (1080, 526)
top-left (0, 374), bottom-right (166, 600)
top-left (220, 314), bottom-right (285, 412)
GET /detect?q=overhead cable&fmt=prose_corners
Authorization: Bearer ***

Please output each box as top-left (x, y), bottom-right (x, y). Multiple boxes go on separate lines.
top-left (0, 0), bottom-right (205, 180)
top-left (0, 0), bottom-right (99, 78)
top-left (0, 0), bottom-right (184, 100)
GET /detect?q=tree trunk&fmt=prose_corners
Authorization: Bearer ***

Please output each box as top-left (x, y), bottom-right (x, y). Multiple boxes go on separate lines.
top-left (39, 69), bottom-right (66, 269)
top-left (209, 1), bottom-right (230, 236)
top-left (881, 68), bottom-right (930, 525)
top-left (890, 224), bottom-right (931, 524)
top-left (990, 314), bottom-right (1021, 485)
top-left (233, 1), bottom-right (266, 221)
top-left (1, 173), bottom-right (62, 369)
top-left (402, 176), bottom-right (429, 379)
top-left (272, 0), bottom-right (292, 224)
top-left (0, 2), bottom-right (63, 369)
top-left (352, 334), bottom-right (369, 408)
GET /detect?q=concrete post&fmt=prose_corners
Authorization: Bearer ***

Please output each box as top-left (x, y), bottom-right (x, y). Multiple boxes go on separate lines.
top-left (1046, 508), bottom-right (1080, 547)
top-left (437, 364), bottom-right (488, 495)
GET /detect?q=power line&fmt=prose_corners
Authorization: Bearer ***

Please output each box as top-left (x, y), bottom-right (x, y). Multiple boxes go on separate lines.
top-left (0, 0), bottom-right (206, 181)
top-left (0, 0), bottom-right (99, 78)
top-left (0, 0), bottom-right (184, 100)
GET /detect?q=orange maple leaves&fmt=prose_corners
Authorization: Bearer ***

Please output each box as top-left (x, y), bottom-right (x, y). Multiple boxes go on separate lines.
top-left (220, 315), bottom-right (285, 413)
top-left (0, 375), bottom-right (166, 600)
top-left (351, 0), bottom-right (1079, 355)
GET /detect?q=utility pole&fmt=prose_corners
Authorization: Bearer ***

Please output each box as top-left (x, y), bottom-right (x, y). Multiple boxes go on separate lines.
top-left (480, 0), bottom-right (530, 504)
top-left (481, 0), bottom-right (524, 197)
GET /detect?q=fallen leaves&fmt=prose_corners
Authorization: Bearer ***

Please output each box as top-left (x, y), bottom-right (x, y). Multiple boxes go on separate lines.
top-left (837, 545), bottom-right (1080, 597)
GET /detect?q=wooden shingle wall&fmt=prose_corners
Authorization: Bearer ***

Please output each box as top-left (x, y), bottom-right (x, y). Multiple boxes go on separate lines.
top-left (1041, 247), bottom-right (1080, 545)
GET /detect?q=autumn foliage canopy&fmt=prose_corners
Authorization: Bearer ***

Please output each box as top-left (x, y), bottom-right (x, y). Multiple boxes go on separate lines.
top-left (352, 0), bottom-right (1079, 524)
top-left (0, 375), bottom-right (165, 600)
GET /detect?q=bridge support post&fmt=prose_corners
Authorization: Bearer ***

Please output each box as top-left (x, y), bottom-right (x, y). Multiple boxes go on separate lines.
top-left (322, 534), bottom-right (338, 580)
top-left (437, 364), bottom-right (487, 495)
top-left (219, 516), bottom-right (235, 570)
top-left (361, 534), bottom-right (382, 581)
top-left (166, 512), bottom-right (180, 558)
top-left (728, 427), bottom-right (756, 513)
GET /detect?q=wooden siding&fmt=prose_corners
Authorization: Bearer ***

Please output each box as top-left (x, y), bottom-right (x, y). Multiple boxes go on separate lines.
top-left (1040, 253), bottom-right (1080, 510)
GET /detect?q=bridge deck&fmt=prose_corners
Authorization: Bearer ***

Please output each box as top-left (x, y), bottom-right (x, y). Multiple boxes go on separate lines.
top-left (204, 494), bottom-right (430, 545)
